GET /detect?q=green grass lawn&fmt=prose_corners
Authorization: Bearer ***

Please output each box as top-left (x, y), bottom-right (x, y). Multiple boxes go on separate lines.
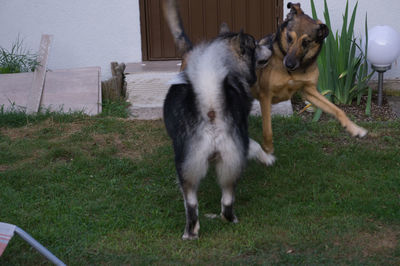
top-left (0, 110), bottom-right (399, 265)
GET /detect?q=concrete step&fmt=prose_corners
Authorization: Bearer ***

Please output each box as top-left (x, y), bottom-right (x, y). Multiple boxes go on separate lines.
top-left (125, 61), bottom-right (293, 120)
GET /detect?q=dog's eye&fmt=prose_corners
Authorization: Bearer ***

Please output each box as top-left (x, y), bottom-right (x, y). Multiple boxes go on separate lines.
top-left (302, 39), bottom-right (310, 48)
top-left (287, 35), bottom-right (293, 44)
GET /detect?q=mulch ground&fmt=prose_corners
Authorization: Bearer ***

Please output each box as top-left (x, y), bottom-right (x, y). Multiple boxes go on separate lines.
top-left (292, 94), bottom-right (399, 123)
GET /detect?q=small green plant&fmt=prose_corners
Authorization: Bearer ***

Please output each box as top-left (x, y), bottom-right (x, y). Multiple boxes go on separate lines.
top-left (310, 0), bottom-right (374, 120)
top-left (100, 99), bottom-right (130, 118)
top-left (0, 36), bottom-right (39, 74)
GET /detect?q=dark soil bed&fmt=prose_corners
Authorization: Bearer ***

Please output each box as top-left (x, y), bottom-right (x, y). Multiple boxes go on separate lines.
top-left (292, 93), bottom-right (398, 123)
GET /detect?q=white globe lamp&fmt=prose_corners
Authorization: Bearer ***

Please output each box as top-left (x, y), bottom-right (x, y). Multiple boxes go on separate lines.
top-left (367, 25), bottom-right (400, 106)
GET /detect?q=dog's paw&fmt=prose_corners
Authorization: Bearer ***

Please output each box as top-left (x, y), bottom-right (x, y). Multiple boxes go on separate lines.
top-left (355, 126), bottom-right (368, 138)
top-left (221, 213), bottom-right (239, 224)
top-left (348, 123), bottom-right (368, 138)
top-left (182, 233), bottom-right (199, 240)
top-left (182, 220), bottom-right (200, 240)
top-left (259, 152), bottom-right (276, 166)
top-left (248, 138), bottom-right (276, 166)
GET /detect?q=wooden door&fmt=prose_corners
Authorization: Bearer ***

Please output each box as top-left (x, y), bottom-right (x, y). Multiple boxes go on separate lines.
top-left (139, 0), bottom-right (283, 60)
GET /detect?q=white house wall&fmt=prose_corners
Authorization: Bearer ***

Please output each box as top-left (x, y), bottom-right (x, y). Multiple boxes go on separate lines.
top-left (284, 0), bottom-right (400, 80)
top-left (1, 1), bottom-right (399, 81)
top-left (0, 0), bottom-right (142, 80)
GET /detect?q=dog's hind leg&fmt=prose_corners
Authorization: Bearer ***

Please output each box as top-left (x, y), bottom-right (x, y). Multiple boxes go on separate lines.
top-left (248, 138), bottom-right (276, 166)
top-left (178, 145), bottom-right (210, 240)
top-left (216, 149), bottom-right (244, 223)
top-left (180, 179), bottom-right (201, 240)
top-left (220, 183), bottom-right (238, 223)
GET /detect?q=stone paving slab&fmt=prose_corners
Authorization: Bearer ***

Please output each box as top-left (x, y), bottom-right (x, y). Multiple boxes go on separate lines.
top-left (0, 72), bottom-right (33, 111)
top-left (42, 67), bottom-right (101, 115)
top-left (129, 100), bottom-right (293, 120)
top-left (125, 61), bottom-right (293, 120)
top-left (0, 67), bottom-right (101, 115)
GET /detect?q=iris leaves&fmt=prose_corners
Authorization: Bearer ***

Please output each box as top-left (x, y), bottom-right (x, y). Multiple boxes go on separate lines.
top-left (310, 0), bottom-right (373, 120)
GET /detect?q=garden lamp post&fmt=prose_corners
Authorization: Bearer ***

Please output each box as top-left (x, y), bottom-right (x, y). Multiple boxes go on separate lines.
top-left (367, 25), bottom-right (400, 106)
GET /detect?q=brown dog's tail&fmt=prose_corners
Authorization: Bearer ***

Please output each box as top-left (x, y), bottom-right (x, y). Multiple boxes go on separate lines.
top-left (162, 0), bottom-right (192, 55)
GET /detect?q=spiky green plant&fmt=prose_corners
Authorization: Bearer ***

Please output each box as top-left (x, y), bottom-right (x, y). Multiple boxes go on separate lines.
top-left (0, 36), bottom-right (39, 74)
top-left (310, 0), bottom-right (374, 120)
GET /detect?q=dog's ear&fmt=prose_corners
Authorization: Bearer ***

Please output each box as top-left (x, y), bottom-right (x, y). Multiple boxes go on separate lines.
top-left (231, 30), bottom-right (255, 56)
top-left (258, 34), bottom-right (275, 47)
top-left (219, 22), bottom-right (230, 34)
top-left (287, 2), bottom-right (303, 15)
top-left (256, 37), bottom-right (272, 68)
top-left (239, 30), bottom-right (247, 55)
top-left (317, 23), bottom-right (329, 42)
top-left (231, 31), bottom-right (243, 55)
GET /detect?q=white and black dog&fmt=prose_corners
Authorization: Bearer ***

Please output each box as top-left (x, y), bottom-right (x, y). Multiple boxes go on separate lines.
top-left (162, 0), bottom-right (274, 240)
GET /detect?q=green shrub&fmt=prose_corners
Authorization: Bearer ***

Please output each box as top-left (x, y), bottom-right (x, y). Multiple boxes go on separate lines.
top-left (0, 36), bottom-right (39, 74)
top-left (310, 0), bottom-right (374, 120)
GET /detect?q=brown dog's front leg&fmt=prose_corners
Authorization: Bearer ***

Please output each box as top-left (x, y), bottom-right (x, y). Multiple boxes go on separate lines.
top-left (259, 93), bottom-right (274, 154)
top-left (303, 86), bottom-right (368, 138)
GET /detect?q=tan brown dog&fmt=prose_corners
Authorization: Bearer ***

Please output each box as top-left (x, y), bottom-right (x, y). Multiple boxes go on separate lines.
top-left (251, 2), bottom-right (367, 156)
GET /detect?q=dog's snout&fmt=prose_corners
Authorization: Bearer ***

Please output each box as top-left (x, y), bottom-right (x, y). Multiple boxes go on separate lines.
top-left (255, 45), bottom-right (272, 68)
top-left (285, 60), bottom-right (296, 69)
top-left (284, 57), bottom-right (299, 71)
